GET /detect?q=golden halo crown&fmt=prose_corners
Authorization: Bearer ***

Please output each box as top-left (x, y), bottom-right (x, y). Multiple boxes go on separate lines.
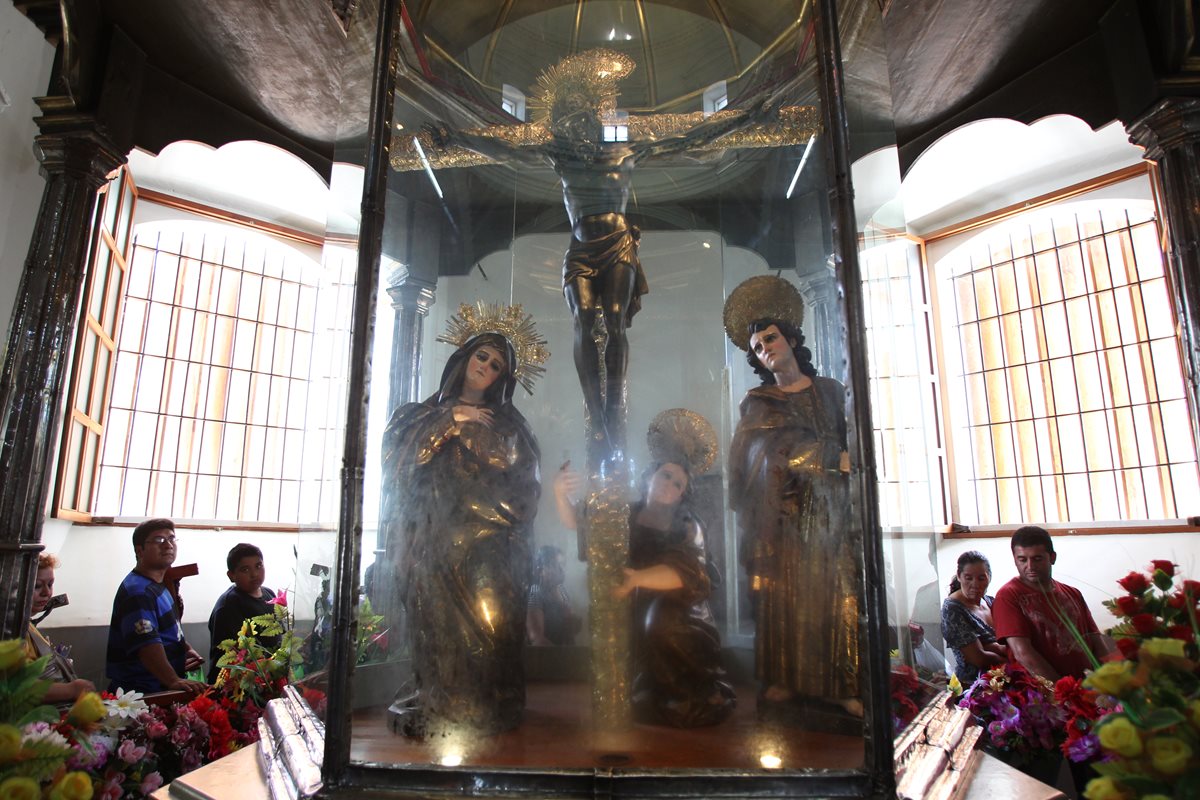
top-left (722, 275), bottom-right (806, 351)
top-left (437, 302), bottom-right (550, 394)
top-left (531, 49), bottom-right (636, 124)
top-left (647, 408), bottom-right (718, 475)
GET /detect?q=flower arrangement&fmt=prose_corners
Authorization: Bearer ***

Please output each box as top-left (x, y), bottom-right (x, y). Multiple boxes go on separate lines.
top-left (355, 596), bottom-right (389, 666)
top-left (891, 664), bottom-right (924, 732)
top-left (959, 662), bottom-right (1067, 766)
top-left (211, 595), bottom-right (301, 715)
top-left (1080, 560), bottom-right (1200, 800)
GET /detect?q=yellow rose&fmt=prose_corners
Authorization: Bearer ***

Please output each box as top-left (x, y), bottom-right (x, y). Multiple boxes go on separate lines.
top-left (67, 691), bottom-right (106, 725)
top-left (48, 771), bottom-right (94, 800)
top-left (0, 640), bottom-right (26, 673)
top-left (1083, 776), bottom-right (1129, 800)
top-left (1085, 661), bottom-right (1135, 697)
top-left (1142, 638), bottom-right (1187, 658)
top-left (1147, 736), bottom-right (1193, 776)
top-left (1098, 715), bottom-right (1143, 758)
top-left (0, 776), bottom-right (42, 800)
top-left (0, 724), bottom-right (22, 760)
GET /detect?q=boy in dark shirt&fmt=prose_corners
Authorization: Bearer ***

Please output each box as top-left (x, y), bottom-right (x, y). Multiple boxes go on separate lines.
top-left (207, 543), bottom-right (278, 683)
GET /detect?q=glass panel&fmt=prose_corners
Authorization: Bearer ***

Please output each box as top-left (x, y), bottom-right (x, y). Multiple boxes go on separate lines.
top-left (319, 0), bottom-right (899, 788)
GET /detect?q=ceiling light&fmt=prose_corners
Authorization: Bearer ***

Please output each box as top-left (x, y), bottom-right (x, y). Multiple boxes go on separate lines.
top-left (785, 135), bottom-right (817, 200)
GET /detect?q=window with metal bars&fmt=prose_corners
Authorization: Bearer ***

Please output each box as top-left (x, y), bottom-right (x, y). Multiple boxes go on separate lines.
top-left (58, 195), bottom-right (357, 526)
top-left (860, 235), bottom-right (947, 530)
top-left (931, 182), bottom-right (1199, 527)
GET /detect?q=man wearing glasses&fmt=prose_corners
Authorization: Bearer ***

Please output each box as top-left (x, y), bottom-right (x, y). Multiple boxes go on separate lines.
top-left (105, 519), bottom-right (206, 694)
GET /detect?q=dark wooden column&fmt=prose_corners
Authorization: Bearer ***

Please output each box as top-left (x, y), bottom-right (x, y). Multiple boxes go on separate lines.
top-left (1128, 98), bottom-right (1200, 463)
top-left (0, 115), bottom-right (124, 637)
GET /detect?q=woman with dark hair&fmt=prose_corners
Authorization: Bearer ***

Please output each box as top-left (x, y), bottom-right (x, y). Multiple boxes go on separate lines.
top-left (940, 551), bottom-right (1006, 686)
top-left (726, 276), bottom-right (860, 724)
top-left (381, 307), bottom-right (545, 737)
top-left (553, 410), bottom-right (735, 727)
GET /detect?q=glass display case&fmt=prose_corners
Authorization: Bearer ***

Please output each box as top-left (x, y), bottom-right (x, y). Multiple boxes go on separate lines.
top-left (281, 0), bottom-right (936, 796)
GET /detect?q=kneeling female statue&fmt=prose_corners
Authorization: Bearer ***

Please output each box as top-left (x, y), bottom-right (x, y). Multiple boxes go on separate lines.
top-left (383, 303), bottom-right (547, 737)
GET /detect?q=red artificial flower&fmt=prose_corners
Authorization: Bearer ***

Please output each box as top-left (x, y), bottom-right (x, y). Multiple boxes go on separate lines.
top-left (1168, 623), bottom-right (1195, 642)
top-left (1184, 580), bottom-right (1200, 598)
top-left (1118, 571), bottom-right (1151, 594)
top-left (1168, 592), bottom-right (1188, 609)
top-left (1131, 613), bottom-right (1160, 635)
top-left (1114, 595), bottom-right (1142, 616)
top-left (1150, 560), bottom-right (1178, 576)
top-left (1116, 637), bottom-right (1139, 658)
top-left (1054, 675), bottom-right (1099, 718)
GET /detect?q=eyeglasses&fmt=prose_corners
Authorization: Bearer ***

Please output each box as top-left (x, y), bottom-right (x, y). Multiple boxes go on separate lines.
top-left (147, 535), bottom-right (176, 546)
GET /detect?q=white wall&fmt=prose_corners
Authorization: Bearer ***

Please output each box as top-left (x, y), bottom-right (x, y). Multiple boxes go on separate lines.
top-left (0, 6), bottom-right (54, 353)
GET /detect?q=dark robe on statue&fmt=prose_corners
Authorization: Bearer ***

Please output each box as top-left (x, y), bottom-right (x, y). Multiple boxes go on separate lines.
top-left (381, 334), bottom-right (541, 735)
top-left (728, 378), bottom-right (859, 702)
top-left (628, 503), bottom-right (736, 728)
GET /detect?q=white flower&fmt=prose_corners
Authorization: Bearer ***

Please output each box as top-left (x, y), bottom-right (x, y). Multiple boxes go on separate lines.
top-left (104, 687), bottom-right (149, 720)
top-left (22, 722), bottom-right (69, 749)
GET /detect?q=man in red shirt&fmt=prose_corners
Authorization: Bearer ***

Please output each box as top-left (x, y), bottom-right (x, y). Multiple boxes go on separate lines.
top-left (992, 526), bottom-right (1114, 680)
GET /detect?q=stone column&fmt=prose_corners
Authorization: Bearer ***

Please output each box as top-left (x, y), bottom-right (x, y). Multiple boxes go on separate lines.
top-left (384, 266), bottom-right (436, 415)
top-left (1128, 98), bottom-right (1200, 462)
top-left (798, 261), bottom-right (842, 377)
top-left (0, 119), bottom-right (124, 638)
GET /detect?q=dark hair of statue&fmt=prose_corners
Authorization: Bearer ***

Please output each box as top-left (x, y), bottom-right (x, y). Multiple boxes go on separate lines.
top-left (746, 318), bottom-right (818, 384)
top-left (1010, 524), bottom-right (1054, 555)
top-left (635, 460), bottom-right (702, 531)
top-left (948, 550), bottom-right (991, 594)
top-left (434, 333), bottom-right (519, 406)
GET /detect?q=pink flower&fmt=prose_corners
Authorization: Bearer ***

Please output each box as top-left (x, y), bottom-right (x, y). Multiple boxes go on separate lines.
top-left (268, 589), bottom-right (288, 607)
top-left (98, 776), bottom-right (124, 800)
top-left (140, 772), bottom-right (164, 794)
top-left (145, 719), bottom-right (169, 739)
top-left (170, 723), bottom-right (192, 746)
top-left (370, 630), bottom-right (389, 650)
top-left (117, 737), bottom-right (147, 764)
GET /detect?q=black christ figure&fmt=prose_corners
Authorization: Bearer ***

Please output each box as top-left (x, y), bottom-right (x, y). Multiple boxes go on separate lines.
top-left (425, 50), bottom-right (775, 472)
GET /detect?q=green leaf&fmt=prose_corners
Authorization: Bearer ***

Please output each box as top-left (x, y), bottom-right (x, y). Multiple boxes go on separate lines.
top-left (1140, 707), bottom-right (1188, 730)
top-left (1154, 569), bottom-right (1175, 592)
top-left (1173, 768), bottom-right (1200, 800)
top-left (1119, 775), bottom-right (1172, 795)
top-left (15, 704), bottom-right (61, 727)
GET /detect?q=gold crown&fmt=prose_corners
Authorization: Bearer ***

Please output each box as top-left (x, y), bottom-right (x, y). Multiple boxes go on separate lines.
top-left (531, 49), bottom-right (636, 123)
top-left (722, 275), bottom-right (806, 351)
top-left (437, 302), bottom-right (550, 394)
top-left (647, 408), bottom-right (718, 475)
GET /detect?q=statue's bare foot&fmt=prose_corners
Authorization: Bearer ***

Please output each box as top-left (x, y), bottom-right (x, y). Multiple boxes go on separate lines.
top-left (832, 698), bottom-right (864, 717)
top-left (763, 685), bottom-right (793, 703)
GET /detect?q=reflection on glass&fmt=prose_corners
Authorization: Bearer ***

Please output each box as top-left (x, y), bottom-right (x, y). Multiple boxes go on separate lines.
top-left (726, 277), bottom-right (861, 729)
top-left (381, 308), bottom-right (547, 738)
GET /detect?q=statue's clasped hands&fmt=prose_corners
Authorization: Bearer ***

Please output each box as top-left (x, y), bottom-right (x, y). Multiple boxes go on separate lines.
top-left (453, 405), bottom-right (495, 429)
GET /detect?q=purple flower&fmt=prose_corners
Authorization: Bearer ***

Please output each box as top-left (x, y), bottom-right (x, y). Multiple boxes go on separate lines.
top-left (1066, 732), bottom-right (1100, 762)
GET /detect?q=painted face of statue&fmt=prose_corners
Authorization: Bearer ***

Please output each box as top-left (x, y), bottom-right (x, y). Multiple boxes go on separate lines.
top-left (463, 344), bottom-right (507, 396)
top-left (749, 324), bottom-right (798, 376)
top-left (646, 462), bottom-right (688, 508)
